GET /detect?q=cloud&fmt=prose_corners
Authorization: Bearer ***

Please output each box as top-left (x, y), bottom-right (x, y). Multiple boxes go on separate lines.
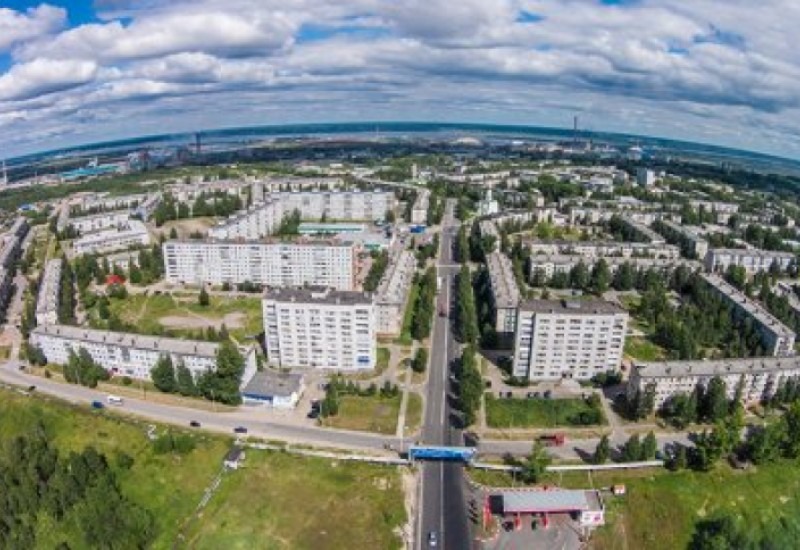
top-left (0, 5), bottom-right (66, 52)
top-left (0, 58), bottom-right (97, 101)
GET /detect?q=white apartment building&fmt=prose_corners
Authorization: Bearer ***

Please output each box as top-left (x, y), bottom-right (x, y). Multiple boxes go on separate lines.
top-left (529, 255), bottom-right (702, 279)
top-left (628, 356), bottom-right (800, 409)
top-left (526, 240), bottom-right (681, 260)
top-left (636, 168), bottom-right (656, 187)
top-left (702, 273), bottom-right (796, 356)
top-left (72, 220), bottom-right (150, 256)
top-left (512, 299), bottom-right (628, 381)
top-left (479, 220), bottom-right (501, 253)
top-left (704, 248), bottom-right (795, 275)
top-left (486, 252), bottom-right (521, 334)
top-left (163, 240), bottom-right (355, 289)
top-left (68, 210), bottom-right (131, 235)
top-left (411, 189), bottom-right (430, 225)
top-left (616, 215), bottom-right (666, 245)
top-left (655, 219), bottom-right (709, 260)
top-left (374, 249), bottom-right (416, 335)
top-left (0, 217), bottom-right (30, 318)
top-left (30, 324), bottom-right (257, 385)
top-left (35, 258), bottom-right (62, 325)
top-left (208, 190), bottom-right (395, 240)
top-left (689, 199), bottom-right (738, 224)
top-left (263, 287), bottom-right (376, 371)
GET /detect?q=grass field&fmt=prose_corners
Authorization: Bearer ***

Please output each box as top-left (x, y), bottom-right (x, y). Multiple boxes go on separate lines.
top-left (624, 337), bottom-right (667, 361)
top-left (104, 292), bottom-right (263, 342)
top-left (395, 281), bottom-right (420, 345)
top-left (405, 392), bottom-right (423, 433)
top-left (183, 451), bottom-right (406, 549)
top-left (376, 347), bottom-right (391, 374)
top-left (322, 394), bottom-right (402, 434)
top-left (0, 388), bottom-right (407, 549)
top-left (484, 395), bottom-right (606, 428)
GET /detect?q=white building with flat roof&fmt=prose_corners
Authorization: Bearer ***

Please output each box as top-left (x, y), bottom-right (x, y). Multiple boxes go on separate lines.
top-left (163, 239), bottom-right (355, 289)
top-left (72, 220), bottom-right (150, 256)
top-left (31, 324), bottom-right (257, 385)
top-left (67, 210), bottom-right (131, 235)
top-left (263, 287), bottom-right (376, 370)
top-left (704, 248), bottom-right (795, 275)
top-left (512, 299), bottom-right (628, 381)
top-left (628, 356), bottom-right (800, 409)
top-left (702, 273), bottom-right (796, 357)
top-left (374, 249), bottom-right (416, 335)
top-left (35, 258), bottom-right (62, 325)
top-left (525, 239), bottom-right (680, 260)
top-left (486, 252), bottom-right (521, 334)
top-left (636, 168), bottom-right (656, 187)
top-left (529, 255), bottom-right (701, 279)
top-left (654, 219), bottom-right (709, 260)
top-left (411, 188), bottom-right (430, 225)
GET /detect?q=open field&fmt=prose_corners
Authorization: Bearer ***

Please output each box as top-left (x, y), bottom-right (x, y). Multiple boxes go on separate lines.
top-left (395, 280), bottom-right (419, 345)
top-left (624, 337), bottom-right (667, 361)
top-left (184, 451), bottom-right (406, 549)
top-left (0, 388), bottom-right (408, 549)
top-left (470, 462), bottom-right (800, 549)
top-left (405, 392), bottom-right (423, 433)
top-left (484, 395), bottom-right (606, 428)
top-left (104, 292), bottom-right (263, 342)
top-left (322, 394), bottom-right (402, 434)
top-left (155, 217), bottom-right (217, 239)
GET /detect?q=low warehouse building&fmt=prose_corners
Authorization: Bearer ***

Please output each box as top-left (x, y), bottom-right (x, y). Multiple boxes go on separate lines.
top-left (241, 370), bottom-right (305, 409)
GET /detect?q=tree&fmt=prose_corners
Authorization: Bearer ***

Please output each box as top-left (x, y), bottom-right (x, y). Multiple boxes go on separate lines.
top-left (322, 382), bottom-right (340, 417)
top-left (590, 259), bottom-right (611, 294)
top-left (702, 376), bottom-right (729, 423)
top-left (569, 261), bottom-right (589, 290)
top-left (198, 340), bottom-right (245, 405)
top-left (169, 227), bottom-right (178, 239)
top-left (519, 441), bottom-right (551, 483)
top-left (621, 434), bottom-right (642, 462)
top-left (198, 286), bottom-right (210, 307)
top-left (150, 354), bottom-right (176, 393)
top-left (642, 431), bottom-right (658, 461)
top-left (175, 363), bottom-right (198, 396)
top-left (592, 435), bottom-right (610, 464)
top-left (412, 347), bottom-right (428, 373)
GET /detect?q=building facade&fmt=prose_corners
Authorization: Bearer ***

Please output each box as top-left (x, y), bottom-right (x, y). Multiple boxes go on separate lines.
top-left (704, 248), bottom-right (795, 275)
top-left (263, 287), bottom-right (376, 370)
top-left (68, 210), bottom-right (131, 235)
top-left (374, 249), bottom-right (416, 335)
top-left (512, 299), bottom-right (628, 381)
top-left (486, 251), bottom-right (521, 335)
top-left (35, 258), bottom-right (62, 325)
top-left (525, 240), bottom-right (681, 260)
top-left (72, 220), bottom-right (150, 256)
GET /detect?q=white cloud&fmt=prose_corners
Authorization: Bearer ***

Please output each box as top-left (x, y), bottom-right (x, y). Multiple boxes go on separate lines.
top-left (0, 58), bottom-right (97, 101)
top-left (0, 5), bottom-right (66, 52)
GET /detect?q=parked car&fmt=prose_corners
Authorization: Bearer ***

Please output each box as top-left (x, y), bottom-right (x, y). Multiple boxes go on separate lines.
top-left (233, 426), bottom-right (248, 434)
top-left (543, 390), bottom-right (552, 399)
top-left (27, 385), bottom-right (36, 392)
top-left (307, 409), bottom-right (320, 419)
top-left (106, 394), bottom-right (124, 405)
top-left (189, 420), bottom-right (201, 428)
top-left (428, 531), bottom-right (438, 547)
top-left (91, 401), bottom-right (105, 409)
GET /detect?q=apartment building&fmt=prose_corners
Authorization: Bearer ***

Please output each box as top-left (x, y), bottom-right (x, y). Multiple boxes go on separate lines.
top-left (654, 219), bottom-right (709, 260)
top-left (411, 189), bottom-right (430, 225)
top-left (512, 299), bottom-right (628, 381)
top-left (616, 215), bottom-right (666, 245)
top-left (263, 287), bottom-right (376, 370)
top-left (0, 217), bottom-right (30, 319)
top-left (486, 252), bottom-right (521, 334)
top-left (374, 249), bottom-right (416, 335)
top-left (478, 220), bottom-right (501, 253)
top-left (35, 258), bottom-right (62, 325)
top-left (30, 324), bottom-right (258, 384)
top-left (702, 273), bottom-right (796, 356)
top-left (163, 239), bottom-right (355, 289)
top-left (525, 240), bottom-right (680, 260)
top-left (689, 199), bottom-right (739, 224)
top-left (67, 210), bottom-right (131, 235)
top-left (704, 248), bottom-right (795, 275)
top-left (72, 220), bottom-right (150, 256)
top-left (628, 356), bottom-right (800, 409)
top-left (529, 255), bottom-right (702, 279)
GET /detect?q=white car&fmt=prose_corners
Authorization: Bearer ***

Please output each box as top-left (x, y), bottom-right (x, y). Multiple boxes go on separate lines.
top-left (106, 394), bottom-right (124, 405)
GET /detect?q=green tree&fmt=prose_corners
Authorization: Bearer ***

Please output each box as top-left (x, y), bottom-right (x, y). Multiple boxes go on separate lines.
top-left (621, 434), bottom-right (642, 462)
top-left (642, 431), bottom-right (658, 461)
top-left (175, 363), bottom-right (198, 396)
top-left (591, 259), bottom-right (611, 294)
top-left (412, 347), bottom-right (428, 373)
top-left (519, 441), bottom-right (551, 484)
top-left (592, 434), bottom-right (611, 464)
top-left (150, 354), bottom-right (176, 393)
top-left (198, 340), bottom-right (245, 405)
top-left (198, 286), bottom-right (210, 307)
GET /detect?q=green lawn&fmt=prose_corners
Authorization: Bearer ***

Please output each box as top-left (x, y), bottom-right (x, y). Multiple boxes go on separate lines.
top-left (183, 451), bottom-right (406, 549)
top-left (322, 394), bottom-right (401, 434)
top-left (484, 395), bottom-right (606, 428)
top-left (376, 347), bottom-right (391, 375)
top-left (100, 292), bottom-right (263, 342)
top-left (405, 392), bottom-right (423, 433)
top-left (395, 280), bottom-right (420, 345)
top-left (624, 336), bottom-right (667, 361)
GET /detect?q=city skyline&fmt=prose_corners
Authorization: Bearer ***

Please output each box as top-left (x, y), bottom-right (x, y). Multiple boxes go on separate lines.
top-left (1, 1), bottom-right (800, 160)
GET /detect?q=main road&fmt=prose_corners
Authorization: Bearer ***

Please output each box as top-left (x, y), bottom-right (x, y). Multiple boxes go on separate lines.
top-left (417, 199), bottom-right (472, 550)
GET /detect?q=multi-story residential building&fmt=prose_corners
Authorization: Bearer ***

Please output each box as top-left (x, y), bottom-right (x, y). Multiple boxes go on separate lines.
top-left (411, 189), bottom-right (430, 225)
top-left (529, 255), bottom-right (701, 279)
top-left (525, 239), bottom-right (680, 260)
top-left (478, 220), bottom-right (500, 253)
top-left (486, 252), bottom-right (521, 335)
top-left (98, 251), bottom-right (140, 272)
top-left (704, 248), bottom-right (795, 275)
top-left (616, 215), bottom-right (666, 244)
top-left (263, 287), bottom-right (376, 370)
top-left (163, 239), bottom-right (356, 289)
top-left (0, 217), bottom-right (30, 319)
top-left (628, 356), bottom-right (800, 409)
top-left (72, 220), bottom-right (150, 256)
top-left (31, 324), bottom-right (258, 384)
top-left (374, 249), bottom-right (416, 335)
top-left (512, 299), bottom-right (628, 381)
top-left (689, 199), bottom-right (739, 224)
top-left (208, 190), bottom-right (395, 240)
top-left (654, 219), bottom-right (709, 260)
top-left (35, 258), bottom-right (62, 325)
top-left (67, 210), bottom-right (131, 235)
top-left (702, 273), bottom-right (796, 356)
top-left (636, 168), bottom-right (656, 187)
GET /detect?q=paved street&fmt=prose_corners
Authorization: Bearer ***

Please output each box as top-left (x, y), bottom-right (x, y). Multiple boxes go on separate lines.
top-left (417, 200), bottom-right (472, 550)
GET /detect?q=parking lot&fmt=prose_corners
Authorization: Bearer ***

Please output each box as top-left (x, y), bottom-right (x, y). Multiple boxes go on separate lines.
top-left (483, 513), bottom-right (584, 550)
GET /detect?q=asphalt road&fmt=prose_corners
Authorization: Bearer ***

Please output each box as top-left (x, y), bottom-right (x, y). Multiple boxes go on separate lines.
top-left (418, 200), bottom-right (472, 550)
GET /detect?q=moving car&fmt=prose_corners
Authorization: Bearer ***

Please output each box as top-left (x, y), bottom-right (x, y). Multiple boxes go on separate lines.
top-left (91, 401), bottom-right (105, 409)
top-left (189, 420), bottom-right (201, 428)
top-left (233, 426), bottom-right (248, 434)
top-left (428, 531), bottom-right (438, 547)
top-left (107, 394), bottom-right (124, 405)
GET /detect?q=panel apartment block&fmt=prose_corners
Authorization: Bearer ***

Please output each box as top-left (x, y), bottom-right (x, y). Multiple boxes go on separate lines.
top-left (512, 299), bottom-right (628, 381)
top-left (374, 249), bottom-right (416, 335)
top-left (263, 287), bottom-right (376, 371)
top-left (35, 258), bottom-right (62, 325)
top-left (486, 251), bottom-right (521, 334)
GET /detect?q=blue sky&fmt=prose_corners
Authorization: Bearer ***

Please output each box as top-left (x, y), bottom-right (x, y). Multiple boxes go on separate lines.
top-left (1, 1), bottom-right (799, 159)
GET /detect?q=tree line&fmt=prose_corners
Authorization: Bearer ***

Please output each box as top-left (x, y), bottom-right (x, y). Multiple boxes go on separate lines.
top-left (152, 191), bottom-right (243, 226)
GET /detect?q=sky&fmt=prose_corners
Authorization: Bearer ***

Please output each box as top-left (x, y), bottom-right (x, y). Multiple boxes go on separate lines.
top-left (1, 0), bottom-right (799, 160)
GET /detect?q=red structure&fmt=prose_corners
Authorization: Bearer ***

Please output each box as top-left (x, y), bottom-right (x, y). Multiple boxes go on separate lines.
top-left (106, 274), bottom-right (125, 286)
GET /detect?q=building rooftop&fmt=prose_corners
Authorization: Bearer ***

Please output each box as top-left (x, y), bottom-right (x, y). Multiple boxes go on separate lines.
top-left (498, 489), bottom-right (602, 514)
top-left (32, 324), bottom-right (221, 357)
top-left (634, 355), bottom-right (800, 379)
top-left (702, 273), bottom-right (795, 338)
top-left (486, 252), bottom-right (521, 309)
top-left (375, 249), bottom-right (415, 305)
top-left (709, 248), bottom-right (795, 259)
top-left (520, 298), bottom-right (626, 316)
top-left (529, 254), bottom-right (701, 269)
top-left (264, 286), bottom-right (373, 306)
top-left (35, 258), bottom-right (61, 316)
top-left (241, 369), bottom-right (304, 398)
